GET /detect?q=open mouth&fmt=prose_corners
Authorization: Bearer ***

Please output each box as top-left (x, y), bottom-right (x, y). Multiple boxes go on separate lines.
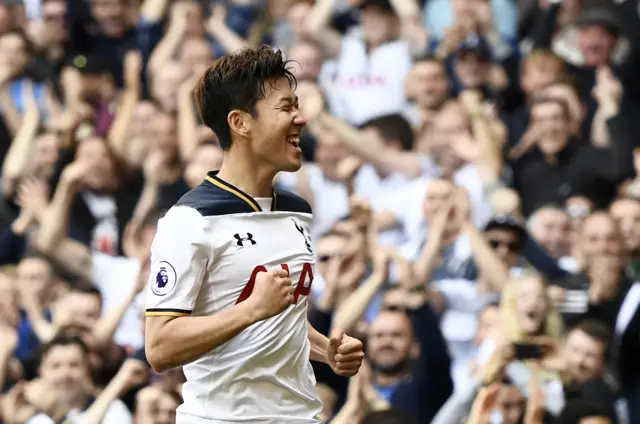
top-left (287, 135), bottom-right (301, 150)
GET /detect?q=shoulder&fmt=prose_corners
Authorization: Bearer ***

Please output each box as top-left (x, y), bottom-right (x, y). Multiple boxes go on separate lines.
top-left (175, 179), bottom-right (258, 217)
top-left (274, 187), bottom-right (312, 214)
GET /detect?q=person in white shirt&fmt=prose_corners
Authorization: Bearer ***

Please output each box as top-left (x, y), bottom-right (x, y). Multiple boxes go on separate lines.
top-left (144, 46), bottom-right (364, 424)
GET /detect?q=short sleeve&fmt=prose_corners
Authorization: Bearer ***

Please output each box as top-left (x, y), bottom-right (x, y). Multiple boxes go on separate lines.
top-left (145, 206), bottom-right (210, 317)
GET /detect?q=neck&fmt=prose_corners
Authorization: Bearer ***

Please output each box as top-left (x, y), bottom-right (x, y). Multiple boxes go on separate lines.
top-left (217, 152), bottom-right (276, 197)
top-left (373, 370), bottom-right (410, 387)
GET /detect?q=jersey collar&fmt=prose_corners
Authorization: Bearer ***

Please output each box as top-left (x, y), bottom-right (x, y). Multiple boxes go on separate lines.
top-left (204, 171), bottom-right (277, 212)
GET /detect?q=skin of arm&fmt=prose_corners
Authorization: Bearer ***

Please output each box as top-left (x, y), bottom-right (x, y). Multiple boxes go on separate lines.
top-left (332, 251), bottom-right (389, 332)
top-left (177, 79), bottom-right (199, 161)
top-left (301, 0), bottom-right (342, 58)
top-left (1, 85), bottom-right (39, 196)
top-left (307, 321), bottom-right (329, 364)
top-left (145, 303), bottom-right (265, 372)
top-left (317, 112), bottom-right (425, 179)
top-left (461, 221), bottom-right (509, 292)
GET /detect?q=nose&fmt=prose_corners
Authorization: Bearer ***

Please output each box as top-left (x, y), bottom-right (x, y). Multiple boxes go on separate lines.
top-left (294, 109), bottom-right (307, 127)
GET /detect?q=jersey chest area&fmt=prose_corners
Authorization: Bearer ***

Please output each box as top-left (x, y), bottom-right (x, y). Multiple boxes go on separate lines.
top-left (204, 213), bottom-right (316, 308)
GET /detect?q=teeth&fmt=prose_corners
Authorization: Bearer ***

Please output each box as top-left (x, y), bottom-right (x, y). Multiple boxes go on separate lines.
top-left (287, 136), bottom-right (300, 146)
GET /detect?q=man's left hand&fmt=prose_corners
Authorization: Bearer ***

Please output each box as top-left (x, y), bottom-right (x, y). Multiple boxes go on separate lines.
top-left (327, 328), bottom-right (364, 377)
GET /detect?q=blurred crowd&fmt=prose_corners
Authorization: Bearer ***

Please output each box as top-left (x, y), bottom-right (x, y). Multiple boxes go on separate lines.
top-left (1, 0), bottom-right (640, 423)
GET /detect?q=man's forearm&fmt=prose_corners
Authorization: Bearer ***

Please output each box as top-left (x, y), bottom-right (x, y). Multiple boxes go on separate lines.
top-left (307, 321), bottom-right (329, 364)
top-left (145, 302), bottom-right (263, 372)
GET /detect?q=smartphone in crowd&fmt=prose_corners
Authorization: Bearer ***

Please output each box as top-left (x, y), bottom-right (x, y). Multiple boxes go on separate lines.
top-left (513, 342), bottom-right (545, 360)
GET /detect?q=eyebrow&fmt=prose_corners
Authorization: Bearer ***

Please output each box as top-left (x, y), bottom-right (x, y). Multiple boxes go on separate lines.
top-left (279, 95), bottom-right (298, 105)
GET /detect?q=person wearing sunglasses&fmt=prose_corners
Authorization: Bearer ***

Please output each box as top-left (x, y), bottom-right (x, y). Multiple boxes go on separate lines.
top-left (483, 214), bottom-right (526, 273)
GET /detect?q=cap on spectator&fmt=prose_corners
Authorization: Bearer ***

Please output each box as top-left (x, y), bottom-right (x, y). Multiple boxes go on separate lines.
top-left (68, 54), bottom-right (112, 76)
top-left (455, 33), bottom-right (492, 62)
top-left (483, 214), bottom-right (527, 239)
top-left (357, 0), bottom-right (395, 14)
top-left (574, 1), bottom-right (621, 36)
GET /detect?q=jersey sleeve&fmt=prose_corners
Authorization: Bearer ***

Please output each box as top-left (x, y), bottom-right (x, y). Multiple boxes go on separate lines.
top-left (145, 206), bottom-right (210, 317)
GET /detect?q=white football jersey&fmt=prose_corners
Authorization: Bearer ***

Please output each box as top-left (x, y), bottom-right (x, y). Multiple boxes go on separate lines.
top-left (145, 172), bottom-right (323, 424)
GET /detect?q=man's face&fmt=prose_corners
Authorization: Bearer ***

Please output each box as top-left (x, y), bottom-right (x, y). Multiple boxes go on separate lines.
top-left (497, 385), bottom-right (525, 424)
top-left (151, 62), bottom-right (187, 113)
top-left (31, 133), bottom-right (60, 179)
top-left (150, 113), bottom-right (179, 164)
top-left (184, 144), bottom-right (223, 189)
top-left (288, 43), bottom-right (323, 82)
top-left (530, 208), bottom-right (571, 259)
top-left (361, 6), bottom-right (398, 47)
top-left (485, 228), bottom-right (522, 269)
top-left (409, 61), bottom-right (449, 110)
top-left (367, 311), bottom-right (414, 374)
top-left (41, 1), bottom-right (68, 43)
top-left (17, 258), bottom-right (53, 304)
top-left (315, 234), bottom-right (347, 276)
top-left (76, 137), bottom-right (115, 191)
top-left (454, 52), bottom-right (490, 90)
top-left (563, 329), bottom-right (606, 382)
top-left (577, 24), bottom-right (616, 68)
top-left (39, 344), bottom-right (90, 403)
top-left (431, 104), bottom-right (469, 171)
top-left (314, 132), bottom-right (347, 180)
top-left (580, 214), bottom-right (622, 261)
top-left (63, 292), bottom-right (102, 330)
top-left (531, 101), bottom-right (570, 156)
top-left (180, 38), bottom-right (212, 78)
top-left (609, 199), bottom-right (640, 254)
top-left (541, 84), bottom-right (584, 134)
top-left (248, 77), bottom-right (307, 173)
top-left (91, 0), bottom-right (127, 38)
top-left (521, 59), bottom-right (562, 96)
top-left (423, 179), bottom-right (455, 221)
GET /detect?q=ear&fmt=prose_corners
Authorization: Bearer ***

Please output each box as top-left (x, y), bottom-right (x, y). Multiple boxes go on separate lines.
top-left (227, 110), bottom-right (252, 139)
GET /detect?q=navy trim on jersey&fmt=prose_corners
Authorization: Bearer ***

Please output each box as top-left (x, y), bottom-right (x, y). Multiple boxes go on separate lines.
top-left (175, 171), bottom-right (312, 216)
top-left (145, 308), bottom-right (192, 317)
top-left (273, 188), bottom-right (313, 214)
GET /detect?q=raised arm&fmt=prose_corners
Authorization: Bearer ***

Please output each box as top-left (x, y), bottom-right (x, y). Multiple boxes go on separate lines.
top-left (206, 4), bottom-right (251, 55)
top-left (108, 52), bottom-right (142, 163)
top-left (1, 81), bottom-right (39, 197)
top-left (316, 111), bottom-right (425, 179)
top-left (144, 207), bottom-right (294, 372)
top-left (332, 249), bottom-right (390, 332)
top-left (177, 78), bottom-right (199, 161)
top-left (147, 4), bottom-right (188, 77)
top-left (301, 0), bottom-right (342, 58)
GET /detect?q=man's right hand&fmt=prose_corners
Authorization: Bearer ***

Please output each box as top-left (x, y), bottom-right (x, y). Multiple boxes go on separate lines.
top-left (249, 269), bottom-right (293, 320)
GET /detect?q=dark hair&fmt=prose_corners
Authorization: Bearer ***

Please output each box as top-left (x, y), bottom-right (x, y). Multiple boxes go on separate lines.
top-left (194, 45), bottom-right (297, 150)
top-left (69, 284), bottom-right (103, 306)
top-left (41, 334), bottom-right (90, 361)
top-left (360, 114), bottom-right (414, 151)
top-left (413, 53), bottom-right (444, 67)
top-left (570, 319), bottom-right (612, 352)
top-left (554, 400), bottom-right (612, 424)
top-left (362, 409), bottom-right (418, 424)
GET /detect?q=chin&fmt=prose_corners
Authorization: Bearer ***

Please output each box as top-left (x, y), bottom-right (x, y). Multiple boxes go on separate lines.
top-left (279, 160), bottom-right (302, 173)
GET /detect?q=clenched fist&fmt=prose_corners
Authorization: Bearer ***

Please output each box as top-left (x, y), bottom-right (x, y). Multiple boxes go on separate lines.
top-left (327, 328), bottom-right (364, 377)
top-left (249, 269), bottom-right (294, 320)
